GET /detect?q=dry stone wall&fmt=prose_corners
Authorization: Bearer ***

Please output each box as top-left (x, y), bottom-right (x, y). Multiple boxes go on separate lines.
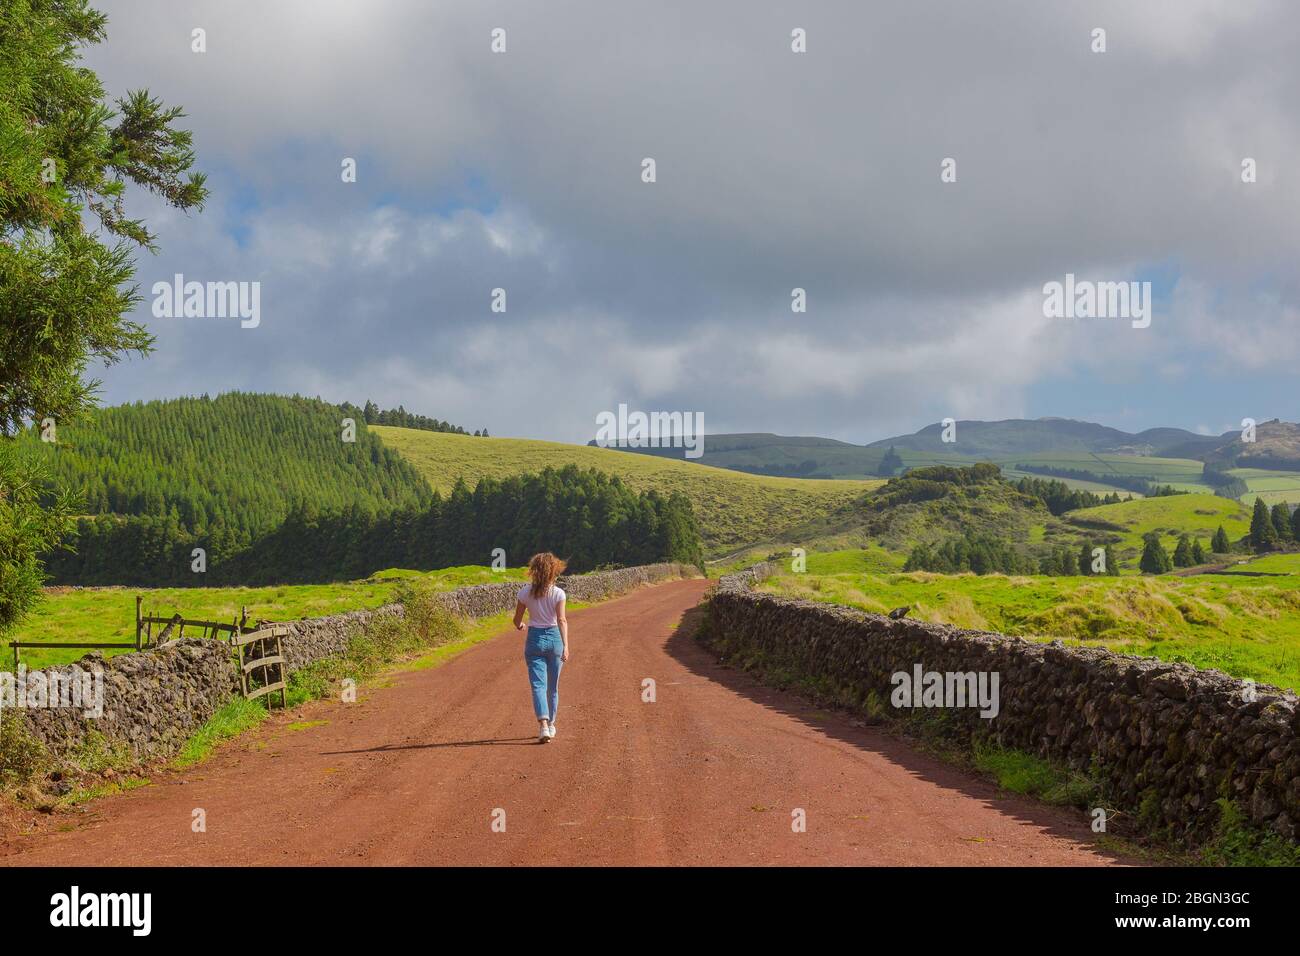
top-left (12, 563), bottom-right (691, 765)
top-left (707, 567), bottom-right (1300, 843)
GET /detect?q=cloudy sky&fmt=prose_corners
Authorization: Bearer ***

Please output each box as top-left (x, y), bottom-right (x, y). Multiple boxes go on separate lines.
top-left (85, 0), bottom-right (1298, 444)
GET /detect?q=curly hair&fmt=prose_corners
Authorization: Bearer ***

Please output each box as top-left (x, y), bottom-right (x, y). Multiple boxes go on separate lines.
top-left (527, 552), bottom-right (567, 597)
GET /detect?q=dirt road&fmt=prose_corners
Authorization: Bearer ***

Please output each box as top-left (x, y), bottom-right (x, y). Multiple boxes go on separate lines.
top-left (1, 578), bottom-right (1126, 866)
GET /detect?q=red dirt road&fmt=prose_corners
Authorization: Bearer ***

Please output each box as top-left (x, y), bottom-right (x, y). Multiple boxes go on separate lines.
top-left (1, 579), bottom-right (1127, 866)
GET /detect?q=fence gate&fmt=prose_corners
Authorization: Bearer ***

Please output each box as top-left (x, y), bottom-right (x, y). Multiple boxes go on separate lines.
top-left (233, 625), bottom-right (289, 709)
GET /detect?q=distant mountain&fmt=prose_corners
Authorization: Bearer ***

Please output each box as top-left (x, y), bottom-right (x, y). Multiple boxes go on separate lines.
top-left (1201, 419), bottom-right (1300, 470)
top-left (866, 418), bottom-right (1228, 458)
top-left (599, 418), bottom-right (1299, 480)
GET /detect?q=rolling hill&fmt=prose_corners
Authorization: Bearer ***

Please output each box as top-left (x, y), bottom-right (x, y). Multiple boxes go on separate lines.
top-left (1058, 493), bottom-right (1251, 564)
top-left (1201, 419), bottom-right (1300, 470)
top-left (868, 417), bottom-right (1227, 458)
top-left (716, 464), bottom-right (1260, 575)
top-left (371, 426), bottom-right (880, 553)
top-left (20, 392), bottom-right (432, 538)
top-left (601, 418), bottom-right (1300, 505)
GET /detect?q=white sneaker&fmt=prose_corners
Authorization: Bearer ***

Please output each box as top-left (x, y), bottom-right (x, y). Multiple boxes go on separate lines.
top-left (547, 722), bottom-right (557, 740)
top-left (538, 725), bottom-right (550, 743)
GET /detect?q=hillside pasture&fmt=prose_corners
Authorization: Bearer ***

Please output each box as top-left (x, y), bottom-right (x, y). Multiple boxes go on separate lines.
top-left (1230, 468), bottom-right (1300, 507)
top-left (372, 426), bottom-right (881, 553)
top-left (1058, 493), bottom-right (1249, 565)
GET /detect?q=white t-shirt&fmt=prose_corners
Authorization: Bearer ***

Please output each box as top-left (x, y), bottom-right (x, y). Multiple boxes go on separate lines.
top-left (517, 584), bottom-right (566, 628)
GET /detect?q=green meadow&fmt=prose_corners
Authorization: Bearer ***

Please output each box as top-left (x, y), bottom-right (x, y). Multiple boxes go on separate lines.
top-left (6, 566), bottom-right (526, 671)
top-left (1058, 493), bottom-right (1250, 560)
top-left (763, 550), bottom-right (1300, 691)
top-left (1231, 468), bottom-right (1300, 507)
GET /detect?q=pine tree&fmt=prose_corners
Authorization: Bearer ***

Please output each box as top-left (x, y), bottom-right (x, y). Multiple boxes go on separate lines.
top-left (1211, 525), bottom-right (1232, 554)
top-left (1191, 538), bottom-right (1206, 564)
top-left (877, 446), bottom-right (904, 477)
top-left (1272, 502), bottom-right (1294, 542)
top-left (1139, 533), bottom-right (1172, 574)
top-left (0, 2), bottom-right (205, 634)
top-left (1250, 497), bottom-right (1279, 553)
top-left (1172, 534), bottom-right (1194, 568)
top-left (1078, 541), bottom-right (1096, 576)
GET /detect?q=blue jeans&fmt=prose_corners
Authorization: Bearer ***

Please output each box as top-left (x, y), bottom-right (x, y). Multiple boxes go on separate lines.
top-left (524, 625), bottom-right (563, 721)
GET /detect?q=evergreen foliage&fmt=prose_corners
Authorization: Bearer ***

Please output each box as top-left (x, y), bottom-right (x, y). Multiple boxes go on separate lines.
top-left (1212, 525), bottom-right (1232, 554)
top-left (44, 463), bottom-right (704, 585)
top-left (18, 393), bottom-right (432, 542)
top-left (1271, 501), bottom-right (1294, 542)
top-left (1250, 497), bottom-right (1279, 553)
top-left (1139, 532), bottom-right (1174, 574)
top-left (341, 400), bottom-right (477, 436)
top-left (1, 0), bottom-right (206, 635)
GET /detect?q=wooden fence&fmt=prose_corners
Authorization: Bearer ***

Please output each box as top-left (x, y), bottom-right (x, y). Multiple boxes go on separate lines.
top-left (233, 625), bottom-right (289, 709)
top-left (10, 596), bottom-right (245, 669)
top-left (10, 596), bottom-right (288, 709)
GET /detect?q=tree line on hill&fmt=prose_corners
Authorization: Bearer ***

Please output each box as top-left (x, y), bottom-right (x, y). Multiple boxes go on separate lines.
top-left (870, 459), bottom-right (1169, 517)
top-left (342, 400), bottom-right (487, 437)
top-left (1010, 476), bottom-right (1132, 515)
top-left (1248, 498), bottom-right (1299, 554)
top-left (1202, 462), bottom-right (1250, 499)
top-left (1136, 501), bottom-right (1296, 574)
top-left (1014, 464), bottom-right (1187, 499)
top-left (43, 465), bottom-right (704, 586)
top-left (1138, 532), bottom-right (1208, 574)
top-left (904, 533), bottom-right (1120, 577)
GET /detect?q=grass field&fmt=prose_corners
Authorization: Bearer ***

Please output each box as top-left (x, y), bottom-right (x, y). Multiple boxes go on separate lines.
top-left (762, 550), bottom-right (1300, 690)
top-left (1230, 468), bottom-right (1300, 507)
top-left (372, 426), bottom-right (881, 553)
top-left (1058, 493), bottom-right (1250, 562)
top-left (7, 565), bottom-right (526, 671)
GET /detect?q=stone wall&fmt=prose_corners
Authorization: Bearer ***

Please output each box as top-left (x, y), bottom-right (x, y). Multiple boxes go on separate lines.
top-left (278, 562), bottom-right (691, 669)
top-left (707, 568), bottom-right (1300, 843)
top-left (16, 640), bottom-right (238, 763)
top-left (12, 562), bottom-right (692, 765)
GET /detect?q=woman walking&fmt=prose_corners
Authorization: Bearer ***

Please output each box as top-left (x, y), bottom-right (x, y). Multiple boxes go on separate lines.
top-left (513, 553), bottom-right (569, 743)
